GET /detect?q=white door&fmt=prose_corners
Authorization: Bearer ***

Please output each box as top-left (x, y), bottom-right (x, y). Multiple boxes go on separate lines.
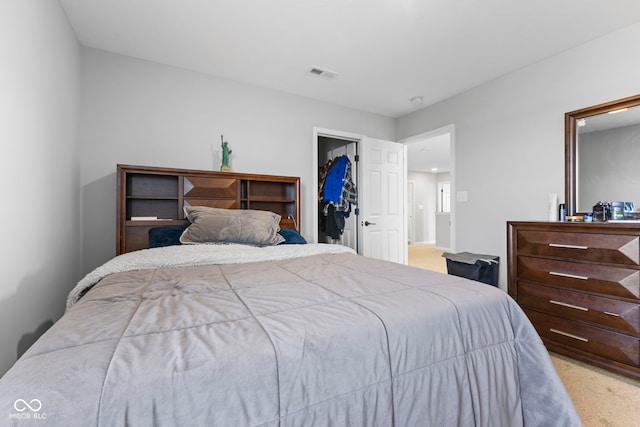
top-left (358, 137), bottom-right (407, 264)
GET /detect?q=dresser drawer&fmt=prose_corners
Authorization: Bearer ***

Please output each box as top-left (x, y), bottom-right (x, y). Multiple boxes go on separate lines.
top-left (524, 309), bottom-right (640, 367)
top-left (517, 230), bottom-right (640, 265)
top-left (517, 256), bottom-right (640, 300)
top-left (518, 281), bottom-right (640, 336)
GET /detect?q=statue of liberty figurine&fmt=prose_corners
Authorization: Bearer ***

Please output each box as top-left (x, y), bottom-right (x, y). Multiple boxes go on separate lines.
top-left (220, 134), bottom-right (232, 172)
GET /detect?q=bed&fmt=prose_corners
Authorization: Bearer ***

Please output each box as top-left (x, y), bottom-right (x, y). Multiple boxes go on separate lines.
top-left (0, 203), bottom-right (580, 426)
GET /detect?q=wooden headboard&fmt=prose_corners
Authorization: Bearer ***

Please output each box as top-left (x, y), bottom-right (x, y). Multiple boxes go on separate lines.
top-left (116, 164), bottom-right (300, 255)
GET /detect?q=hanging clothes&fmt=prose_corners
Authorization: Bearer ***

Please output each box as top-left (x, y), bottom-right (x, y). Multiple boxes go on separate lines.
top-left (318, 155), bottom-right (357, 238)
top-left (336, 159), bottom-right (357, 212)
top-left (323, 155), bottom-right (349, 203)
top-left (324, 204), bottom-right (345, 239)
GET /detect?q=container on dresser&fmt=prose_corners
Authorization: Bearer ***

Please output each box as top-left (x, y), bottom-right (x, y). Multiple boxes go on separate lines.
top-left (507, 221), bottom-right (640, 381)
top-left (117, 164), bottom-right (300, 255)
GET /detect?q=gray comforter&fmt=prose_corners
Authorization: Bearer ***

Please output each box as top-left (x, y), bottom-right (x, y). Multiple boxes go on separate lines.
top-left (0, 245), bottom-right (580, 426)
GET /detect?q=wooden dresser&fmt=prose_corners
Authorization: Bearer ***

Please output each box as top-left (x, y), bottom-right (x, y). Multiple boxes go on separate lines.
top-left (117, 165), bottom-right (300, 255)
top-left (507, 221), bottom-right (640, 380)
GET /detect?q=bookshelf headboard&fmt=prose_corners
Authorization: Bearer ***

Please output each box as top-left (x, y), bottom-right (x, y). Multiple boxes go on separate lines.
top-left (116, 164), bottom-right (300, 254)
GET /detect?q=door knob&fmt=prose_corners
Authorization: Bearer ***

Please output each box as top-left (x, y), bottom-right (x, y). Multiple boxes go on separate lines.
top-left (364, 221), bottom-right (376, 226)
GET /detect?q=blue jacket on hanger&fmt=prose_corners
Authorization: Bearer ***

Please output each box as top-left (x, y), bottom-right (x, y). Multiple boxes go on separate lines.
top-left (323, 155), bottom-right (349, 203)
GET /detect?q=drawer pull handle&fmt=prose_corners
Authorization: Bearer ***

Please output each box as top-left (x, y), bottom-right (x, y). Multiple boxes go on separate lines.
top-left (550, 329), bottom-right (589, 342)
top-left (604, 311), bottom-right (621, 317)
top-left (549, 300), bottom-right (588, 311)
top-left (549, 243), bottom-right (589, 250)
top-left (549, 271), bottom-right (589, 280)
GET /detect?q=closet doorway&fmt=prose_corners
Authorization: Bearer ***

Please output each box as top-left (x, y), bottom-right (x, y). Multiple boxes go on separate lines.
top-left (313, 127), bottom-right (407, 264)
top-left (317, 134), bottom-right (359, 253)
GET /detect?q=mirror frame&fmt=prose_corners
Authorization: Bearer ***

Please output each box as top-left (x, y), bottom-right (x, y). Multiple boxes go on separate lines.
top-left (565, 93), bottom-right (640, 216)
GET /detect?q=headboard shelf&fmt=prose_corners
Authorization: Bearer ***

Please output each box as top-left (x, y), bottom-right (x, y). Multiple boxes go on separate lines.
top-left (117, 164), bottom-right (300, 255)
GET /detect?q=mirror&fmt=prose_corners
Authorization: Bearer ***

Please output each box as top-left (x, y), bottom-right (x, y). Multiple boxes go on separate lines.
top-left (565, 94), bottom-right (640, 216)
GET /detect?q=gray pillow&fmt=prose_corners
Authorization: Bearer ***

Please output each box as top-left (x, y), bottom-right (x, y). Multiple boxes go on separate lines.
top-left (180, 206), bottom-right (285, 246)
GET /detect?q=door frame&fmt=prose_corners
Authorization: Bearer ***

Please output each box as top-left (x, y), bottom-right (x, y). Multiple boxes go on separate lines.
top-left (312, 127), bottom-right (363, 245)
top-left (399, 124), bottom-right (456, 254)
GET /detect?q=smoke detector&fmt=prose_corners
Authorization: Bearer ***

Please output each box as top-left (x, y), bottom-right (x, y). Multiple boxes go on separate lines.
top-left (410, 96), bottom-right (424, 108)
top-left (308, 66), bottom-right (339, 80)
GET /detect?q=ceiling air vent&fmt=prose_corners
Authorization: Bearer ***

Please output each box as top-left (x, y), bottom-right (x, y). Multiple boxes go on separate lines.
top-left (308, 66), bottom-right (339, 80)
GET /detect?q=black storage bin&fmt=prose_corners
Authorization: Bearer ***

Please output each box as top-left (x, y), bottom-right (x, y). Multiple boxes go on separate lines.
top-left (442, 252), bottom-right (499, 286)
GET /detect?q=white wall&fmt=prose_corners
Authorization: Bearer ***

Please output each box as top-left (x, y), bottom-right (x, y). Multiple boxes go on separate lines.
top-left (79, 48), bottom-right (395, 273)
top-left (397, 23), bottom-right (640, 289)
top-left (0, 1), bottom-right (81, 375)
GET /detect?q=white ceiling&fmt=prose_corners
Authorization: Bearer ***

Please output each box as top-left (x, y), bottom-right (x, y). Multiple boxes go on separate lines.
top-left (59, 0), bottom-right (640, 118)
top-left (406, 133), bottom-right (451, 173)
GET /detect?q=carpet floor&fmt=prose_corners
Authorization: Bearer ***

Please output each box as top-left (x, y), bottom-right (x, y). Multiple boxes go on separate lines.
top-left (407, 243), bottom-right (640, 426)
top-left (407, 242), bottom-right (448, 273)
